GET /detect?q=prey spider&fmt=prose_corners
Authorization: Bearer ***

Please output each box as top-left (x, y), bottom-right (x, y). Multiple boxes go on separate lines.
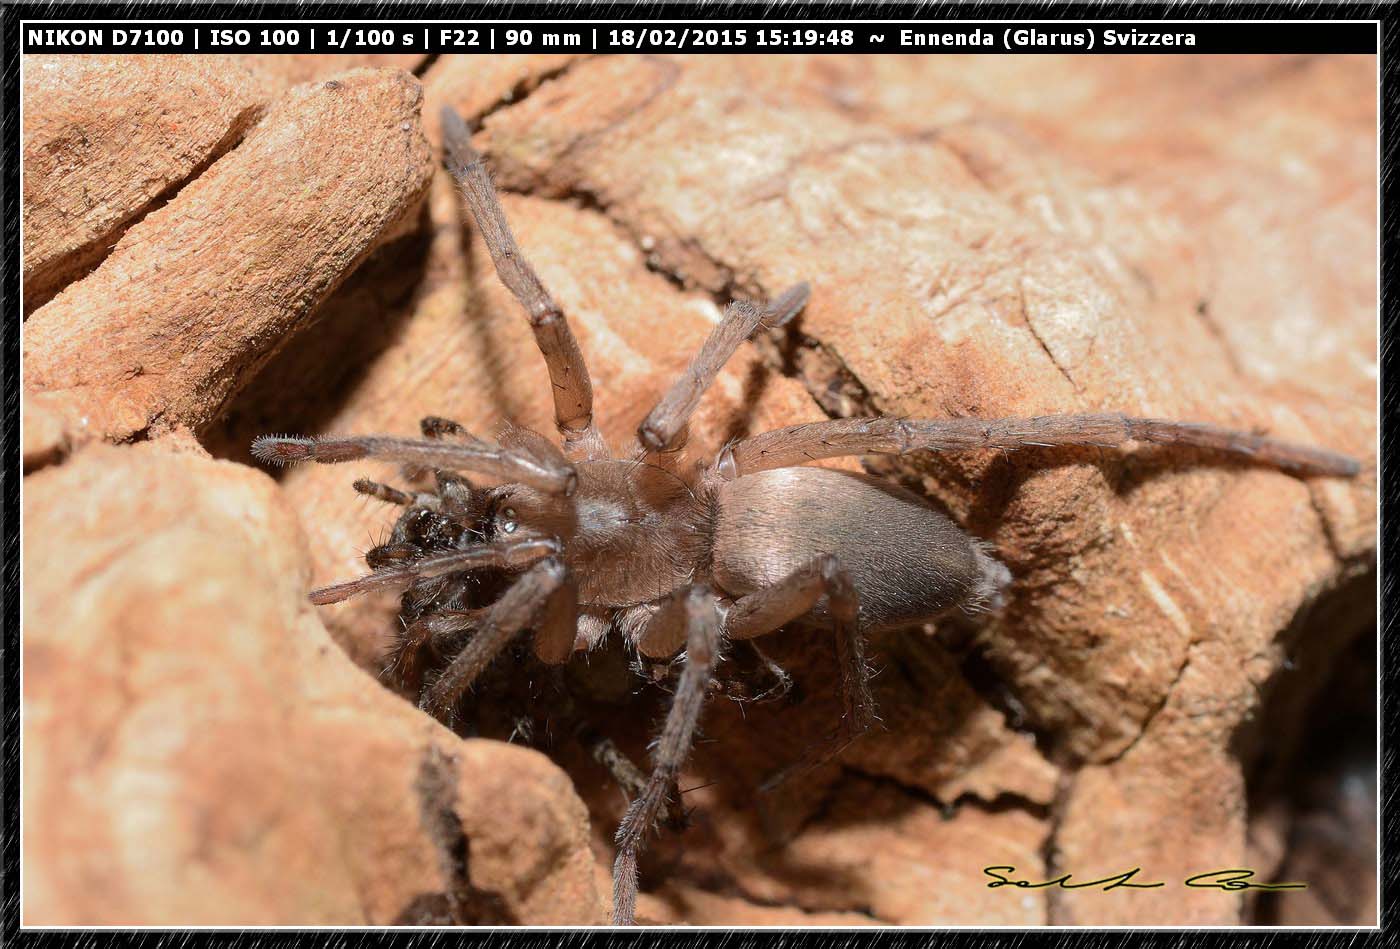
top-left (253, 106), bottom-right (1361, 925)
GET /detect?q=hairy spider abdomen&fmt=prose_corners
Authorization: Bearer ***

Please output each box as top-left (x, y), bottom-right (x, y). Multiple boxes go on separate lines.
top-left (710, 467), bottom-right (1011, 630)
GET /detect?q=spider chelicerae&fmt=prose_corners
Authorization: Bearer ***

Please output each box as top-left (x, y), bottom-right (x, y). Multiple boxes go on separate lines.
top-left (253, 105), bottom-right (1360, 925)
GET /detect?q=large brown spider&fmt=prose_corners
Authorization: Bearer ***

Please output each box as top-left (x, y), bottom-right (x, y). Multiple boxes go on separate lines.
top-left (253, 106), bottom-right (1360, 925)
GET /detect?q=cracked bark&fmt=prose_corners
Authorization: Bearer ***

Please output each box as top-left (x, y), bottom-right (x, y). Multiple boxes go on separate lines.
top-left (23, 54), bottom-right (1374, 925)
top-left (22, 438), bottom-right (607, 924)
top-left (21, 56), bottom-right (272, 315)
top-left (23, 65), bottom-right (436, 469)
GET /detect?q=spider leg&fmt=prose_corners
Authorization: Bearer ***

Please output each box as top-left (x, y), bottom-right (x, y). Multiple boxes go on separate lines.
top-left (633, 587), bottom-right (703, 659)
top-left (748, 641), bottom-right (796, 703)
top-left (710, 640), bottom-right (795, 705)
top-left (365, 542), bottom-right (419, 569)
top-left (386, 608), bottom-right (487, 696)
top-left (584, 728), bottom-right (649, 798)
top-left (636, 283), bottom-right (810, 455)
top-left (310, 536), bottom-right (559, 605)
top-left (440, 106), bottom-right (608, 462)
top-left (577, 726), bottom-right (682, 830)
top-left (420, 557), bottom-right (570, 722)
top-left (353, 479), bottom-right (413, 506)
top-left (409, 420), bottom-right (493, 518)
top-left (531, 572), bottom-right (579, 666)
top-left (723, 555), bottom-right (875, 738)
top-left (714, 413), bottom-right (1360, 480)
top-left (252, 433), bottom-right (576, 496)
top-left (420, 415), bottom-right (479, 441)
top-left (434, 475), bottom-right (476, 520)
top-left (613, 586), bottom-right (721, 926)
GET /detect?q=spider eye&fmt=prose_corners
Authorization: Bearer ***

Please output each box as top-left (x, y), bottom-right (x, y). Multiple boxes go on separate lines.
top-left (499, 507), bottom-right (518, 534)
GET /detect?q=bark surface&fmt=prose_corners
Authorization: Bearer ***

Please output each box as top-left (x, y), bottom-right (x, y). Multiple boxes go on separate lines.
top-left (21, 54), bottom-right (1376, 925)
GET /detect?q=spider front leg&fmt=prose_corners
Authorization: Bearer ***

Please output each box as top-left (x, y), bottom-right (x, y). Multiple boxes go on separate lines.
top-left (309, 536), bottom-right (559, 605)
top-left (637, 282), bottom-right (810, 455)
top-left (251, 433), bottom-right (576, 495)
top-left (715, 414), bottom-right (1361, 479)
top-left (420, 556), bottom-right (575, 723)
top-left (613, 586), bottom-right (721, 926)
top-left (440, 106), bottom-right (608, 461)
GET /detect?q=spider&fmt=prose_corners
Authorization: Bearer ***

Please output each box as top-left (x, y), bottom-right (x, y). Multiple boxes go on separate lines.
top-left (253, 106), bottom-right (1361, 926)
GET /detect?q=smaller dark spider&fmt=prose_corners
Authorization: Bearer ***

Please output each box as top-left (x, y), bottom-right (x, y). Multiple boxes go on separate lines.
top-left (253, 106), bottom-right (1360, 925)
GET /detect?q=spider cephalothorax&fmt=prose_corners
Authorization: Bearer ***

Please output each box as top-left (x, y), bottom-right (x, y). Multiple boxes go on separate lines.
top-left (253, 106), bottom-right (1360, 926)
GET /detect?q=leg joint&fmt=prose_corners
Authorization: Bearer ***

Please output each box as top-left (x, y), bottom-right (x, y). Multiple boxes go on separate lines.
top-left (813, 554), bottom-right (853, 592)
top-left (528, 302), bottom-right (562, 328)
top-left (812, 555), bottom-right (858, 624)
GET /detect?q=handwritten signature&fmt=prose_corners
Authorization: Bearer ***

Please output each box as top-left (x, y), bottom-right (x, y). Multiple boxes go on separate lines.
top-left (984, 866), bottom-right (1307, 892)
